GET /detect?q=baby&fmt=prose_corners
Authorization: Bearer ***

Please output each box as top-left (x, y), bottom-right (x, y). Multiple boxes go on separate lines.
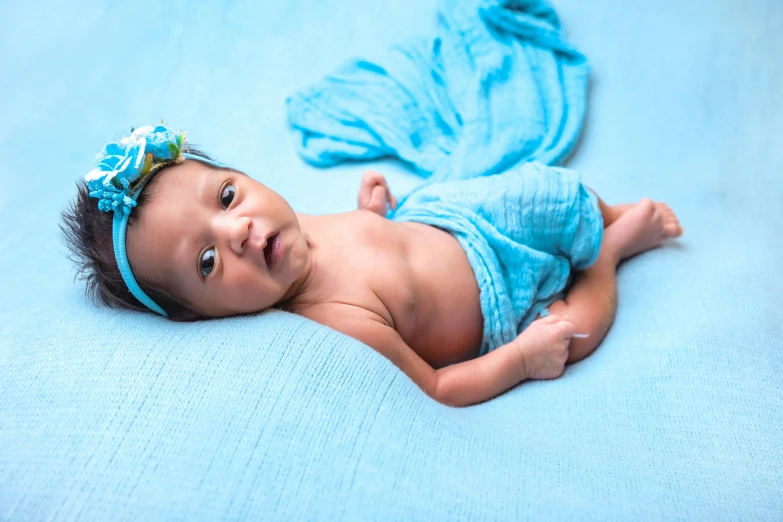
top-left (62, 126), bottom-right (683, 407)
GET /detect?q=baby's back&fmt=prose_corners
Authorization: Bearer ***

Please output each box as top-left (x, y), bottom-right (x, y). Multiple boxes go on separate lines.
top-left (293, 210), bottom-right (483, 368)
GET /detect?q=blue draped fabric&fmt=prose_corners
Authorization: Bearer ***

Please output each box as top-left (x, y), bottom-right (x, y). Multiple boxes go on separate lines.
top-left (287, 0), bottom-right (589, 181)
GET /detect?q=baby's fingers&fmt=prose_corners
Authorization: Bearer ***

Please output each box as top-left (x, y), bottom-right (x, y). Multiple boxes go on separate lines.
top-left (553, 318), bottom-right (576, 340)
top-left (357, 183), bottom-right (374, 209)
top-left (367, 185), bottom-right (388, 215)
top-left (371, 173), bottom-right (396, 210)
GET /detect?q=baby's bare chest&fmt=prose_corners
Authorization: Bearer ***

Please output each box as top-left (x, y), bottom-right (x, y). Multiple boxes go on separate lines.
top-left (317, 213), bottom-right (484, 367)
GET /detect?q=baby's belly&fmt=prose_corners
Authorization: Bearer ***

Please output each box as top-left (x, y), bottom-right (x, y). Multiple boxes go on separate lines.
top-left (393, 222), bottom-right (484, 368)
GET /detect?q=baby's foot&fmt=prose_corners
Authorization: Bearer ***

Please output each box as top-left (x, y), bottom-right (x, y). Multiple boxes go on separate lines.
top-left (606, 203), bottom-right (633, 224)
top-left (603, 198), bottom-right (683, 261)
top-left (607, 202), bottom-right (681, 229)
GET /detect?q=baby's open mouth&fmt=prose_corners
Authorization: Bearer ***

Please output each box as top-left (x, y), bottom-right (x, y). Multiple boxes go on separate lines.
top-left (263, 232), bottom-right (280, 268)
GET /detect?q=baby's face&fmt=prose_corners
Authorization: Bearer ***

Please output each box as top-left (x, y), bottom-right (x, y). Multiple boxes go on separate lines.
top-left (126, 160), bottom-right (310, 317)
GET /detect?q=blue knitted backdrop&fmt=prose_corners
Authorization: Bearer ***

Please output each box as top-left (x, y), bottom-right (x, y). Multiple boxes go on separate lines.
top-left (0, 0), bottom-right (781, 520)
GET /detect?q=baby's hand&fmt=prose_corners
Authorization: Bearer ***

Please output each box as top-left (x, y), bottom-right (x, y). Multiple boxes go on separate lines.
top-left (358, 171), bottom-right (398, 217)
top-left (513, 314), bottom-right (575, 380)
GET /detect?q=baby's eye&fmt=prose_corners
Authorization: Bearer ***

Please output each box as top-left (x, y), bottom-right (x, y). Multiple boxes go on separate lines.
top-left (200, 247), bottom-right (215, 277)
top-left (220, 183), bottom-right (236, 210)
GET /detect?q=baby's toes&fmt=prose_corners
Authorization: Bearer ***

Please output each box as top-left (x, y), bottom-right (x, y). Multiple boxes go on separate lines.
top-left (656, 203), bottom-right (683, 238)
top-left (664, 221), bottom-right (683, 238)
top-left (655, 202), bottom-right (675, 220)
top-left (663, 214), bottom-right (683, 237)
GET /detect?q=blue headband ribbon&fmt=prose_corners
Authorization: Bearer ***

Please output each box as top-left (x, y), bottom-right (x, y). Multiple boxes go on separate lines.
top-left (85, 124), bottom-right (222, 317)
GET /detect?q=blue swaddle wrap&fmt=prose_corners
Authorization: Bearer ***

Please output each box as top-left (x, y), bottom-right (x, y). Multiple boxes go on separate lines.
top-left (286, 0), bottom-right (589, 182)
top-left (389, 162), bottom-right (603, 355)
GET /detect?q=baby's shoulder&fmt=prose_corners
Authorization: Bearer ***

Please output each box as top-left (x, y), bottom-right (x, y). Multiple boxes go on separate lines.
top-left (296, 302), bottom-right (400, 353)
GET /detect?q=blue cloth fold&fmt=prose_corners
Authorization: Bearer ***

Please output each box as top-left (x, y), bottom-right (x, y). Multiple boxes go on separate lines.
top-left (389, 162), bottom-right (603, 355)
top-left (286, 0), bottom-right (589, 182)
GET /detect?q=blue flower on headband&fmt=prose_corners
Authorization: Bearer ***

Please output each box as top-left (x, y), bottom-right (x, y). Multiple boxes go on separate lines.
top-left (85, 125), bottom-right (186, 215)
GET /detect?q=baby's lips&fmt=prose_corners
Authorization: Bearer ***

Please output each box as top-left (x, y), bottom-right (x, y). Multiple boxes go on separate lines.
top-left (245, 231), bottom-right (275, 269)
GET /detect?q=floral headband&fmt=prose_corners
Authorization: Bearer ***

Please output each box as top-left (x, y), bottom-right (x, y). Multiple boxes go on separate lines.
top-left (85, 124), bottom-right (223, 317)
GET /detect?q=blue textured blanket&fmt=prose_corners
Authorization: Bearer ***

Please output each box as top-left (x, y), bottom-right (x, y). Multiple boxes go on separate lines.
top-left (286, 0), bottom-right (589, 181)
top-left (3, 0), bottom-right (783, 518)
top-left (389, 162), bottom-right (603, 355)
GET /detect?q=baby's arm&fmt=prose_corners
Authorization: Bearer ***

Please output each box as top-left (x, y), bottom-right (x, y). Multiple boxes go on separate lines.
top-left (307, 306), bottom-right (574, 407)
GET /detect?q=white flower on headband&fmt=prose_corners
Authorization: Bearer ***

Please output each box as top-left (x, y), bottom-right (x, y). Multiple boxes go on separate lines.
top-left (85, 124), bottom-right (187, 215)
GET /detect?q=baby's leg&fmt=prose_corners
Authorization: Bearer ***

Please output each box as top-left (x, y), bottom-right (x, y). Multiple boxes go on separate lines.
top-left (548, 198), bottom-right (683, 363)
top-left (590, 189), bottom-right (619, 226)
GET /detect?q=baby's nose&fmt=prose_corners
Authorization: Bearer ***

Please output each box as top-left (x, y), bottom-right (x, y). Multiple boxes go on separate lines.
top-left (217, 215), bottom-right (251, 255)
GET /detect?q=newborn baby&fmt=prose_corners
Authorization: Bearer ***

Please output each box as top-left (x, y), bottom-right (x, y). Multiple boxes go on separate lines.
top-left (63, 126), bottom-right (683, 407)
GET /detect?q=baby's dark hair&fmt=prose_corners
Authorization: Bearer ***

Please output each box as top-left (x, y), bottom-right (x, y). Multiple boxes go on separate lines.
top-left (60, 148), bottom-right (228, 321)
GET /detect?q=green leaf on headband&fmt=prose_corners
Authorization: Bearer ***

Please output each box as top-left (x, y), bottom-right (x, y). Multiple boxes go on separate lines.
top-left (168, 142), bottom-right (179, 158)
top-left (177, 133), bottom-right (183, 148)
top-left (140, 153), bottom-right (153, 176)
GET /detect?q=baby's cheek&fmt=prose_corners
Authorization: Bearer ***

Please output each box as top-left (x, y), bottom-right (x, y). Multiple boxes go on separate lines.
top-left (223, 270), bottom-right (279, 313)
